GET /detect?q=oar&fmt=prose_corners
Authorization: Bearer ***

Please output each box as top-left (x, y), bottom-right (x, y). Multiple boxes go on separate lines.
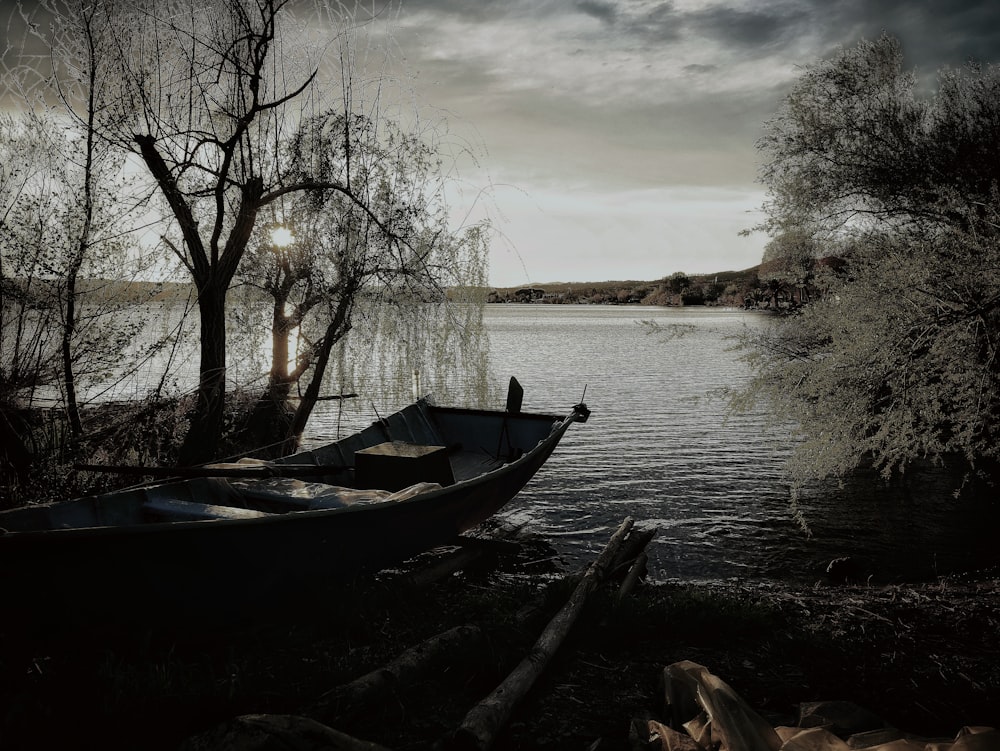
top-left (74, 463), bottom-right (349, 479)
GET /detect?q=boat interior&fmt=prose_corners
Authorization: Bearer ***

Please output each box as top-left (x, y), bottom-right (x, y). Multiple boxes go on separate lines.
top-left (0, 400), bottom-right (564, 534)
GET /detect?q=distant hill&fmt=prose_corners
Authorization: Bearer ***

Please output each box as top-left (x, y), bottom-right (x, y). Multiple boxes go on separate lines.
top-left (488, 266), bottom-right (762, 306)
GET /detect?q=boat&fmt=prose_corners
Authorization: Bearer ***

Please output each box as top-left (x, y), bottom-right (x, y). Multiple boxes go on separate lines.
top-left (0, 390), bottom-right (590, 635)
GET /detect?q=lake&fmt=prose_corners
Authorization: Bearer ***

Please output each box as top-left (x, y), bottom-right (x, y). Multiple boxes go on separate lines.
top-left (64, 301), bottom-right (997, 584)
top-left (304, 304), bottom-right (1000, 585)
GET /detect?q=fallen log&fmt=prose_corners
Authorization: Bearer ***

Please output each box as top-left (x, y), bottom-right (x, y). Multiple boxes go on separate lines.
top-left (617, 551), bottom-right (649, 603)
top-left (610, 527), bottom-right (657, 580)
top-left (399, 527), bottom-right (524, 589)
top-left (400, 546), bottom-right (494, 589)
top-left (306, 623), bottom-right (486, 724)
top-left (446, 516), bottom-right (636, 751)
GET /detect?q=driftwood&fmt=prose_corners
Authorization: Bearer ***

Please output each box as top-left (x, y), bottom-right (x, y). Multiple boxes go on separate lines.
top-left (400, 545), bottom-right (494, 589)
top-left (399, 528), bottom-right (523, 590)
top-left (447, 516), bottom-right (636, 751)
top-left (617, 551), bottom-right (649, 603)
top-left (610, 527), bottom-right (657, 580)
top-left (306, 623), bottom-right (486, 724)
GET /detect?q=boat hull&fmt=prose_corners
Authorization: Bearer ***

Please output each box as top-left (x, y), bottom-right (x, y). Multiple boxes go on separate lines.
top-left (0, 399), bottom-right (585, 635)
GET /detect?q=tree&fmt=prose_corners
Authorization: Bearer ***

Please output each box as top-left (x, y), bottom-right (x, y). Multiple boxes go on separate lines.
top-left (756, 35), bottom-right (928, 238)
top-left (0, 114), bottom-right (150, 432)
top-left (740, 221), bottom-right (1000, 483)
top-left (759, 228), bottom-right (820, 307)
top-left (740, 36), bottom-right (1000, 485)
top-left (758, 34), bottom-right (1000, 237)
top-left (666, 272), bottom-right (691, 294)
top-left (238, 111), bottom-right (471, 450)
top-left (0, 116), bottom-right (60, 408)
top-left (26, 0), bottom-right (479, 464)
top-left (3, 0), bottom-right (162, 461)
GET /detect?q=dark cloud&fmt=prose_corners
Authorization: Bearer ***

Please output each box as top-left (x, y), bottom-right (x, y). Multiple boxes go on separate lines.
top-left (393, 0), bottom-right (1000, 78)
top-left (796, 0), bottom-right (1000, 71)
top-left (683, 63), bottom-right (718, 75)
top-left (393, 0), bottom-right (570, 24)
top-left (8, 0), bottom-right (1000, 282)
top-left (619, 2), bottom-right (684, 44)
top-left (685, 4), bottom-right (813, 51)
top-left (574, 0), bottom-right (619, 25)
top-left (571, 1), bottom-right (685, 44)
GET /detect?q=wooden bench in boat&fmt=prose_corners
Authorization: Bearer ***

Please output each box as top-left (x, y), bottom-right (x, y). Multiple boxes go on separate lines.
top-left (354, 441), bottom-right (455, 491)
top-left (144, 497), bottom-right (274, 522)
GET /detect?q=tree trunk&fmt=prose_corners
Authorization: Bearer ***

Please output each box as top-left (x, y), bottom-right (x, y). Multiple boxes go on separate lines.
top-left (179, 283), bottom-right (228, 465)
top-left (283, 327), bottom-right (339, 453)
top-left (61, 274), bottom-right (84, 438)
top-left (270, 296), bottom-right (293, 386)
top-left (0, 409), bottom-right (33, 482)
top-left (284, 291), bottom-right (355, 453)
top-left (235, 300), bottom-right (298, 459)
top-left (306, 624), bottom-right (486, 724)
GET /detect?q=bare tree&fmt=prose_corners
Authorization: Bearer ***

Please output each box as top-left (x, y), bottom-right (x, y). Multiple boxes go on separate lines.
top-left (35, 0), bottom-right (438, 462)
top-left (10, 0), bottom-right (493, 465)
top-left (3, 1), bottom-right (153, 442)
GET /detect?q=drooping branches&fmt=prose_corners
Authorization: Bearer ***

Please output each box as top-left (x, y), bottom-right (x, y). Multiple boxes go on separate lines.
top-left (6, 0), bottom-right (493, 468)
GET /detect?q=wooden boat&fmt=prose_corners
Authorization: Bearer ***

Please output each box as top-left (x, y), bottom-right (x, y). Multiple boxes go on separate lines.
top-left (0, 393), bottom-right (589, 635)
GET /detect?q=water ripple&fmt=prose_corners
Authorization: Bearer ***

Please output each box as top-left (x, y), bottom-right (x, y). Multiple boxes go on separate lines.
top-left (311, 306), bottom-right (1000, 584)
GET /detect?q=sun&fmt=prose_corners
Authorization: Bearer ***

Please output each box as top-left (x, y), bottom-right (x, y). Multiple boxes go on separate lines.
top-left (270, 226), bottom-right (294, 247)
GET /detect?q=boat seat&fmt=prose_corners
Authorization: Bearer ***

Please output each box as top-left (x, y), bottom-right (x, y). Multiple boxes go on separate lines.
top-left (144, 497), bottom-right (274, 522)
top-left (449, 450), bottom-right (506, 482)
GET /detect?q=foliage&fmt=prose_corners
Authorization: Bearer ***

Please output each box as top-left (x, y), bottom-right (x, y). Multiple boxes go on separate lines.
top-left (234, 112), bottom-right (493, 449)
top-left (757, 34), bottom-right (1000, 237)
top-left (487, 270), bottom-right (757, 307)
top-left (740, 35), bottom-right (1000, 483)
top-left (757, 227), bottom-right (822, 306)
top-left (7, 0), bottom-right (492, 464)
top-left (739, 223), bottom-right (1000, 484)
top-left (0, 113), bottom-right (154, 417)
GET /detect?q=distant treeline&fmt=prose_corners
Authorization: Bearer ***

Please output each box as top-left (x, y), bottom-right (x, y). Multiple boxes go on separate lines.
top-left (5, 271), bottom-right (772, 308)
top-left (3, 278), bottom-right (195, 305)
top-left (487, 267), bottom-right (762, 307)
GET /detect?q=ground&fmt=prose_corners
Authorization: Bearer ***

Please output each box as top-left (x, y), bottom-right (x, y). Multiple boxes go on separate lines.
top-left (1, 545), bottom-right (998, 751)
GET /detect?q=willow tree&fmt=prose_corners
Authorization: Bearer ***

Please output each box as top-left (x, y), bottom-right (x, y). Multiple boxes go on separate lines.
top-left (740, 34), bottom-right (1000, 485)
top-left (27, 0), bottom-right (474, 464)
top-left (236, 110), bottom-right (491, 453)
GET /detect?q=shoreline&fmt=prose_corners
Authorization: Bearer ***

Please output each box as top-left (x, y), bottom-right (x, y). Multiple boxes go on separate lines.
top-left (2, 545), bottom-right (996, 750)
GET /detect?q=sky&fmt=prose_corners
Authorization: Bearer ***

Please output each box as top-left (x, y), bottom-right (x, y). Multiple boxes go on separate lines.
top-left (4, 1), bottom-right (1000, 287)
top-left (368, 0), bottom-right (1000, 286)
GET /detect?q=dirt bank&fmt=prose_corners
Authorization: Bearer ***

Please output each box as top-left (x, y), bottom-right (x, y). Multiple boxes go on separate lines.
top-left (2, 553), bottom-right (997, 750)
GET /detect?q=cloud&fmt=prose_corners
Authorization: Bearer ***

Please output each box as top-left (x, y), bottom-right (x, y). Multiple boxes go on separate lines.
top-left (8, 0), bottom-right (1000, 284)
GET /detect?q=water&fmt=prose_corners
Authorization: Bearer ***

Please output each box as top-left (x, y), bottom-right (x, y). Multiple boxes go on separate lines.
top-left (58, 302), bottom-right (998, 584)
top-left (471, 306), bottom-right (790, 580)
top-left (307, 305), bottom-right (999, 585)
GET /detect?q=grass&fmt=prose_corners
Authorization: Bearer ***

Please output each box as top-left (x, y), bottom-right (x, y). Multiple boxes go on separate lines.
top-left (3, 554), bottom-right (997, 751)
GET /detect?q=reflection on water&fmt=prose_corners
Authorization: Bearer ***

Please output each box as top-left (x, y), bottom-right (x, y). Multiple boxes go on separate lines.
top-left (305, 305), bottom-right (999, 585)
